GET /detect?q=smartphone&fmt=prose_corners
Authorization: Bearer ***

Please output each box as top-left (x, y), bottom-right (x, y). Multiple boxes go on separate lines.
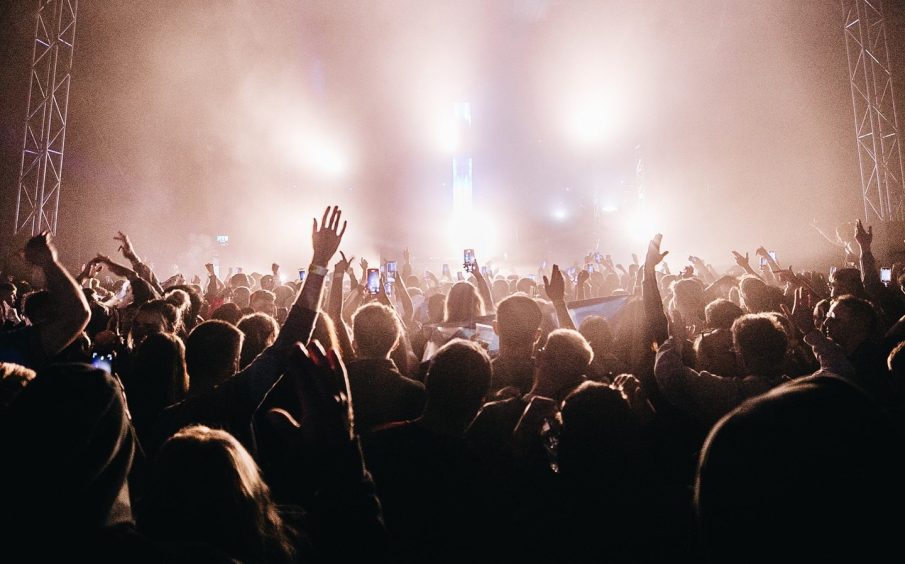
top-left (585, 263), bottom-right (594, 274)
top-left (366, 268), bottom-right (380, 295)
top-left (769, 250), bottom-right (777, 262)
top-left (481, 265), bottom-right (490, 277)
top-left (830, 265), bottom-right (838, 276)
top-left (881, 267), bottom-right (892, 285)
top-left (464, 248), bottom-right (476, 273)
top-left (384, 282), bottom-right (394, 297)
top-left (298, 268), bottom-right (306, 282)
top-left (386, 261), bottom-right (397, 283)
top-left (593, 252), bottom-right (602, 264)
top-left (442, 264), bottom-right (451, 278)
top-left (91, 352), bottom-right (114, 373)
top-left (566, 267), bottom-right (578, 283)
top-left (759, 256), bottom-right (768, 268)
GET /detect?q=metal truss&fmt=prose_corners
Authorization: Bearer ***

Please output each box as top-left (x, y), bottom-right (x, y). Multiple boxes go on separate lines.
top-left (842, 0), bottom-right (905, 222)
top-left (14, 0), bottom-right (78, 236)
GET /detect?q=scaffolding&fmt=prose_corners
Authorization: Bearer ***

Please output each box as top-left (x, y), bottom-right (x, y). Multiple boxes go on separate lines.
top-left (13, 0), bottom-right (78, 236)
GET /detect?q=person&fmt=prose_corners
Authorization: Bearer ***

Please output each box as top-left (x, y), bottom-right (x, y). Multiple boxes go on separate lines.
top-left (490, 295), bottom-right (542, 397)
top-left (694, 299), bottom-right (743, 377)
top-left (151, 205), bottom-right (349, 456)
top-left (346, 303), bottom-right (425, 433)
top-left (444, 281), bottom-right (486, 323)
top-left (363, 339), bottom-right (493, 561)
top-left (237, 312), bottom-right (280, 369)
top-left (579, 315), bottom-right (630, 382)
top-left (125, 332), bottom-right (189, 448)
top-left (0, 232), bottom-right (90, 370)
top-left (185, 320), bottom-right (244, 396)
top-left (696, 374), bottom-right (905, 562)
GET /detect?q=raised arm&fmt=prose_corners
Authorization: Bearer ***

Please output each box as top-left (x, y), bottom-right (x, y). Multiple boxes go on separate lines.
top-left (731, 250), bottom-right (763, 281)
top-left (543, 264), bottom-right (575, 330)
top-left (114, 231), bottom-right (164, 295)
top-left (644, 234), bottom-right (670, 347)
top-left (24, 233), bottom-right (90, 358)
top-left (472, 257), bottom-right (495, 314)
top-left (856, 219), bottom-right (884, 298)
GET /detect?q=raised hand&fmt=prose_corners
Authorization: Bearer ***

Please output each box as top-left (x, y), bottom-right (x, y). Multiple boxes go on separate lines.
top-left (334, 251), bottom-right (354, 273)
top-left (855, 219), bottom-right (872, 252)
top-left (645, 234), bottom-right (669, 270)
top-left (576, 268), bottom-right (590, 286)
top-left (311, 205), bottom-right (348, 267)
top-left (113, 231), bottom-right (136, 259)
top-left (204, 263), bottom-right (215, 276)
top-left (24, 232), bottom-right (58, 268)
top-left (543, 264), bottom-right (566, 302)
top-left (271, 263), bottom-right (280, 275)
top-left (781, 286), bottom-right (816, 336)
top-left (731, 251), bottom-right (750, 269)
top-left (266, 342), bottom-right (355, 451)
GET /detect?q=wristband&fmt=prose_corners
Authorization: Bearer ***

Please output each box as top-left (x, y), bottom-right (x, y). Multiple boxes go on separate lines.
top-left (308, 264), bottom-right (329, 277)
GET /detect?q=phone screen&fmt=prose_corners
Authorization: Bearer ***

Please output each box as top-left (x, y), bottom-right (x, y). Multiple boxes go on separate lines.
top-left (759, 256), bottom-right (768, 267)
top-left (298, 269), bottom-right (306, 282)
top-left (386, 261), bottom-right (397, 282)
top-left (768, 250), bottom-right (777, 262)
top-left (92, 352), bottom-right (113, 373)
top-left (881, 267), bottom-right (892, 283)
top-left (464, 248), bottom-right (476, 273)
top-left (367, 268), bottom-right (380, 295)
top-left (442, 264), bottom-right (451, 278)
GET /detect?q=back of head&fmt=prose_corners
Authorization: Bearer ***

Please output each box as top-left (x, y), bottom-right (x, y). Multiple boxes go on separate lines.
top-left (830, 267), bottom-right (865, 298)
top-left (130, 277), bottom-right (158, 307)
top-left (143, 425), bottom-right (292, 563)
top-left (492, 279), bottom-right (510, 303)
top-left (833, 294), bottom-right (878, 339)
top-left (232, 287), bottom-right (251, 309)
top-left (211, 302), bottom-right (243, 325)
top-left (22, 290), bottom-right (52, 324)
top-left (427, 293), bottom-right (446, 324)
top-left (249, 289), bottom-right (276, 316)
top-left (444, 281), bottom-right (485, 322)
top-left (352, 303), bottom-right (400, 359)
top-left (696, 375), bottom-right (905, 562)
top-left (731, 314), bottom-right (788, 378)
top-left (578, 315), bottom-right (615, 355)
top-left (496, 295), bottom-right (542, 347)
top-left (705, 299), bottom-right (744, 331)
top-left (425, 339), bottom-right (492, 419)
top-left (559, 381), bottom-right (640, 476)
top-left (237, 313), bottom-right (280, 368)
top-left (540, 329), bottom-right (594, 381)
top-left (671, 278), bottom-right (705, 313)
top-left (130, 332), bottom-right (189, 418)
top-left (186, 320), bottom-right (244, 395)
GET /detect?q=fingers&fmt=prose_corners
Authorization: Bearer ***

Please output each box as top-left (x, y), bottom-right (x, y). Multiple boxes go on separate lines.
top-left (312, 218), bottom-right (317, 238)
top-left (321, 206), bottom-right (330, 229)
top-left (542, 276), bottom-right (550, 288)
top-left (338, 220), bottom-right (347, 238)
top-left (339, 251), bottom-right (347, 264)
top-left (329, 206), bottom-right (340, 230)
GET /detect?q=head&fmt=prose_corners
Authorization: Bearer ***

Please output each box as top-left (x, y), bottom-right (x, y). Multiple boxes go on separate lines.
top-left (249, 289), bottom-right (276, 317)
top-left (273, 285), bottom-right (297, 310)
top-left (829, 267), bottom-right (864, 298)
top-left (423, 339), bottom-right (492, 431)
top-left (494, 295), bottom-right (542, 351)
top-left (185, 320), bottom-right (244, 396)
top-left (22, 290), bottom-right (53, 324)
top-left (491, 279), bottom-right (510, 304)
top-left (211, 302), bottom-right (244, 325)
top-left (232, 287), bottom-right (251, 309)
top-left (427, 293), bottom-right (446, 324)
top-left (444, 281), bottom-right (485, 322)
top-left (705, 299), bottom-right (744, 331)
top-left (130, 300), bottom-right (179, 348)
top-left (259, 274), bottom-right (275, 291)
top-left (237, 313), bottom-right (280, 369)
top-left (0, 282), bottom-right (16, 306)
top-left (823, 295), bottom-right (877, 354)
top-left (535, 329), bottom-right (594, 398)
top-left (578, 315), bottom-right (616, 359)
top-left (671, 278), bottom-right (705, 319)
top-left (731, 314), bottom-right (788, 378)
top-left (311, 312), bottom-right (342, 359)
top-left (129, 333), bottom-right (189, 421)
top-left (166, 285), bottom-right (203, 332)
top-left (352, 303), bottom-right (401, 360)
top-left (143, 425), bottom-right (293, 563)
top-left (515, 277), bottom-right (538, 296)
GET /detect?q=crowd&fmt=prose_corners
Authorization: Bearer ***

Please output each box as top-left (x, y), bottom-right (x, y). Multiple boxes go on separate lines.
top-left (2, 204), bottom-right (905, 562)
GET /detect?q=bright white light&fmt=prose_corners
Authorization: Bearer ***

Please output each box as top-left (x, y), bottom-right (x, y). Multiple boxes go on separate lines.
top-left (306, 142), bottom-right (348, 177)
top-left (562, 90), bottom-right (628, 149)
top-left (624, 206), bottom-right (659, 243)
top-left (446, 211), bottom-right (502, 260)
top-left (551, 207), bottom-right (568, 221)
top-left (437, 119), bottom-right (460, 154)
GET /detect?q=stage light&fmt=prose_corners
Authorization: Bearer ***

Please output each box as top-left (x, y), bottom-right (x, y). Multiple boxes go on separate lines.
top-left (438, 119), bottom-right (460, 154)
top-left (551, 207), bottom-right (568, 221)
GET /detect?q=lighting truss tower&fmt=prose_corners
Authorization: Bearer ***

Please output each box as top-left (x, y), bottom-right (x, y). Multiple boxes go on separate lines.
top-left (14, 0), bottom-right (78, 236)
top-left (842, 0), bottom-right (905, 222)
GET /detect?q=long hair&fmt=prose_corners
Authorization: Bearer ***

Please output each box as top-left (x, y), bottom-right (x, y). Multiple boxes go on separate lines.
top-left (444, 282), bottom-right (485, 322)
top-left (141, 425), bottom-right (295, 563)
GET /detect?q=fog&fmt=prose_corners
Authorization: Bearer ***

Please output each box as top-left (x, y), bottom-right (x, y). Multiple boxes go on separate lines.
top-left (2, 0), bottom-right (902, 277)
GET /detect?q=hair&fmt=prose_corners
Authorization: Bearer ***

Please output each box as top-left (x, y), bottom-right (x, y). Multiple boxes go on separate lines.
top-left (139, 300), bottom-right (180, 332)
top-left (22, 290), bottom-right (52, 324)
top-left (185, 320), bottom-right (244, 395)
top-left (273, 285), bottom-right (297, 310)
top-left (444, 281), bottom-right (485, 322)
top-left (237, 313), bottom-right (280, 369)
top-left (427, 293), bottom-right (446, 324)
top-left (579, 315), bottom-right (615, 353)
top-left (671, 278), bottom-right (705, 313)
top-left (312, 312), bottom-right (343, 360)
top-left (830, 267), bottom-right (866, 298)
top-left (352, 303), bottom-right (401, 359)
top-left (142, 425), bottom-right (295, 563)
top-left (731, 314), bottom-right (788, 377)
top-left (211, 302), bottom-right (244, 325)
top-left (496, 295), bottom-right (542, 346)
top-left (249, 289), bottom-right (276, 314)
top-left (705, 299), bottom-right (744, 331)
top-left (542, 329), bottom-right (594, 378)
top-left (128, 333), bottom-right (189, 440)
top-left (833, 295), bottom-right (879, 338)
top-left (424, 339), bottom-right (492, 419)
top-left (130, 278), bottom-right (158, 307)
top-left (166, 285), bottom-right (203, 332)
top-left (232, 287), bottom-right (251, 309)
